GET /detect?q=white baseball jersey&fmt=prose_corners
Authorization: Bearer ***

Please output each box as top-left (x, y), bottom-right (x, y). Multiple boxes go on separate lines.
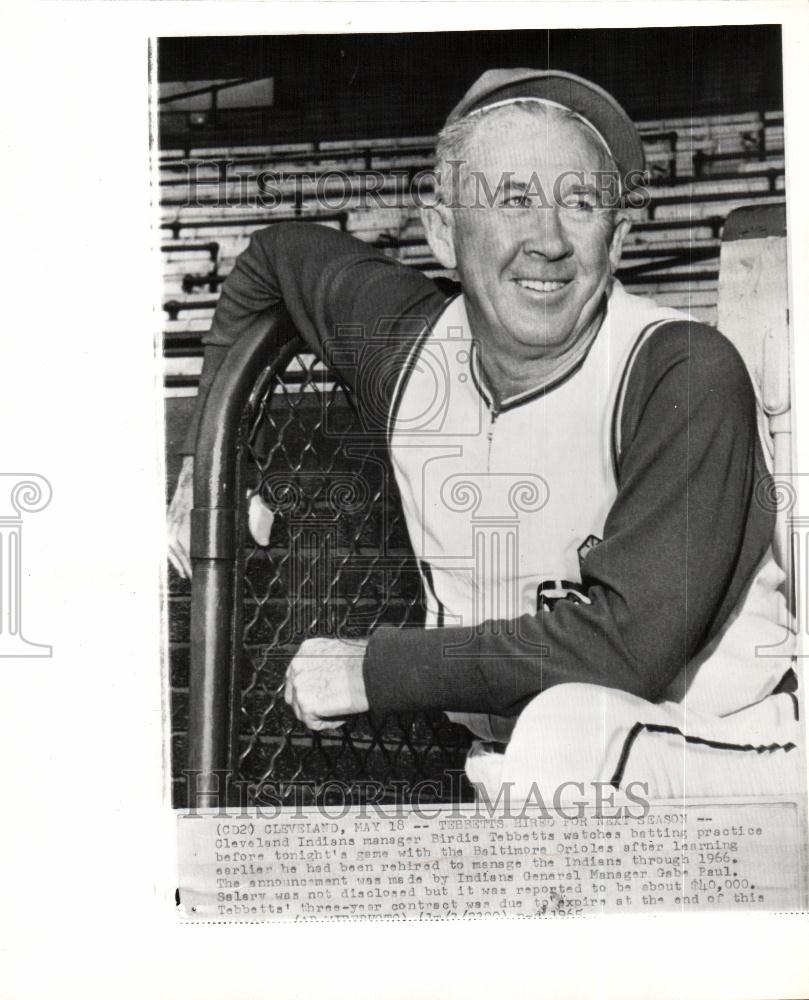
top-left (389, 283), bottom-right (793, 737)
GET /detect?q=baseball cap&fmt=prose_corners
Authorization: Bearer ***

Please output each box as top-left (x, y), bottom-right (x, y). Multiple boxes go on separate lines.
top-left (445, 68), bottom-right (645, 184)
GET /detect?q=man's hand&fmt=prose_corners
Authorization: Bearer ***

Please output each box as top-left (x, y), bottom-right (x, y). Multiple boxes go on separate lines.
top-left (285, 637), bottom-right (370, 731)
top-left (167, 455), bottom-right (193, 579)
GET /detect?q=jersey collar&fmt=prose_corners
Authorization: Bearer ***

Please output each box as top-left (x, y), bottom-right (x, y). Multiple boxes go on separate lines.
top-left (466, 289), bottom-right (612, 414)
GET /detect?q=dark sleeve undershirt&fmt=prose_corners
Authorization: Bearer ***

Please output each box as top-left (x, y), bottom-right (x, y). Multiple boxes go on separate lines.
top-left (182, 226), bottom-right (775, 717)
top-left (362, 322), bottom-right (775, 717)
top-left (181, 222), bottom-right (445, 454)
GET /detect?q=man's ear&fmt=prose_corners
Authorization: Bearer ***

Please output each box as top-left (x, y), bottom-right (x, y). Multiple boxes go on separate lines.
top-left (420, 203), bottom-right (457, 270)
top-left (608, 213), bottom-right (632, 273)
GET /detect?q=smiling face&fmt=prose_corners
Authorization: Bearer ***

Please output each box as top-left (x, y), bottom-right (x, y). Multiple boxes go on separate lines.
top-left (424, 105), bottom-right (630, 373)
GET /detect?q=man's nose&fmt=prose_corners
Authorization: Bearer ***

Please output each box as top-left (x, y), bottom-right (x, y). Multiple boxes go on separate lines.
top-left (521, 206), bottom-right (572, 260)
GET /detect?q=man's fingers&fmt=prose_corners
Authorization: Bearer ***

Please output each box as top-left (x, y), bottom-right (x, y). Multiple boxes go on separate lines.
top-left (290, 688), bottom-right (320, 729)
top-left (296, 705), bottom-right (344, 732)
top-left (306, 718), bottom-right (344, 732)
top-left (289, 680), bottom-right (312, 724)
top-left (284, 651), bottom-right (305, 706)
top-left (287, 667), bottom-right (344, 731)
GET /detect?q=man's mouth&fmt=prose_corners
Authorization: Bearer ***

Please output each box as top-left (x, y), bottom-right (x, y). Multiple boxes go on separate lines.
top-left (514, 278), bottom-right (569, 293)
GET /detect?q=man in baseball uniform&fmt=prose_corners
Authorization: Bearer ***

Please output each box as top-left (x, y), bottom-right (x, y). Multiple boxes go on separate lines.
top-left (168, 70), bottom-right (800, 800)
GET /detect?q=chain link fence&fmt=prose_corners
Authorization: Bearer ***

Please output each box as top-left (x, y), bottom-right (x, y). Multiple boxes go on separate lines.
top-left (186, 321), bottom-right (474, 807)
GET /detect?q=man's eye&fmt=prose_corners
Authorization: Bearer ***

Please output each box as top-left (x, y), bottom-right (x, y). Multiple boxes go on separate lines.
top-left (502, 194), bottom-right (529, 208)
top-left (567, 193), bottom-right (596, 211)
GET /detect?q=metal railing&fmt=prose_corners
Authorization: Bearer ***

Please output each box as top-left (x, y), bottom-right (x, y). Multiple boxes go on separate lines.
top-left (186, 307), bottom-right (473, 809)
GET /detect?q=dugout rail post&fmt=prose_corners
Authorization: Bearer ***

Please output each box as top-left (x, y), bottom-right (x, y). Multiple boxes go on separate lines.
top-left (187, 306), bottom-right (301, 810)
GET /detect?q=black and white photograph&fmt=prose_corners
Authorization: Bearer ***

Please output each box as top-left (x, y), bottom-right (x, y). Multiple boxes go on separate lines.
top-left (161, 24), bottom-right (805, 885)
top-left (158, 24), bottom-right (809, 921)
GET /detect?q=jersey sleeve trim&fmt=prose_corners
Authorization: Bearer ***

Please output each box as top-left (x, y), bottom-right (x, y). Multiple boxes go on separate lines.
top-left (610, 318), bottom-right (679, 481)
top-left (385, 293), bottom-right (459, 447)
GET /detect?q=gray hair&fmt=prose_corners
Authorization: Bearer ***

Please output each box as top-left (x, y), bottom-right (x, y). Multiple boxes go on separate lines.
top-left (433, 100), bottom-right (621, 209)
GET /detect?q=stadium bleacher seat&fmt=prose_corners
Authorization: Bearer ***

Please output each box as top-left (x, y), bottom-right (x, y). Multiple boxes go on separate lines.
top-left (160, 108), bottom-right (785, 395)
